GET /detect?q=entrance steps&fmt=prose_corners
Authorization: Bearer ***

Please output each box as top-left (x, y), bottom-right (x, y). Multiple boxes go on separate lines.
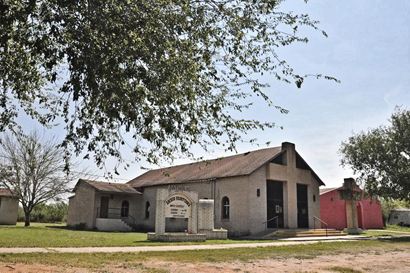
top-left (273, 229), bottom-right (346, 238)
top-left (245, 228), bottom-right (347, 239)
top-left (95, 218), bottom-right (133, 231)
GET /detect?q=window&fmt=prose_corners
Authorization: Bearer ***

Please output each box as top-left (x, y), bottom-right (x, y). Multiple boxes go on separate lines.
top-left (121, 200), bottom-right (129, 217)
top-left (256, 188), bottom-right (260, 197)
top-left (313, 195), bottom-right (316, 202)
top-left (222, 196), bottom-right (230, 219)
top-left (145, 201), bottom-right (150, 219)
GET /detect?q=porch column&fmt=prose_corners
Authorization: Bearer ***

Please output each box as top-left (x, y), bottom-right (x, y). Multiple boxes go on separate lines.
top-left (155, 189), bottom-right (167, 234)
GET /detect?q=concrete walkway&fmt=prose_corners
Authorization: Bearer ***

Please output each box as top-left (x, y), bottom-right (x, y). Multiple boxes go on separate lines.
top-left (279, 235), bottom-right (369, 241)
top-left (0, 236), bottom-right (366, 254)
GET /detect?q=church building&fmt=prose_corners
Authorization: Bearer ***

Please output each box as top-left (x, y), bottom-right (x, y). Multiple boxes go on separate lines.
top-left (67, 142), bottom-right (325, 236)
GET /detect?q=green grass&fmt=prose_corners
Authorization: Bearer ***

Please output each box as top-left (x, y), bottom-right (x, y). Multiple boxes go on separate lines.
top-left (0, 240), bottom-right (408, 269)
top-left (385, 224), bottom-right (410, 232)
top-left (363, 224), bottom-right (410, 237)
top-left (0, 222), bottom-right (264, 247)
top-left (2, 222), bottom-right (410, 248)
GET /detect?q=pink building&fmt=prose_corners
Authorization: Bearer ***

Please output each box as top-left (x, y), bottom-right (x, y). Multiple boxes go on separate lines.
top-left (320, 187), bottom-right (384, 230)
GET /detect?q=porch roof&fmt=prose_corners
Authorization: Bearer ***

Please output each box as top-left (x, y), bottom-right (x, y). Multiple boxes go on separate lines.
top-left (0, 188), bottom-right (16, 197)
top-left (75, 179), bottom-right (142, 195)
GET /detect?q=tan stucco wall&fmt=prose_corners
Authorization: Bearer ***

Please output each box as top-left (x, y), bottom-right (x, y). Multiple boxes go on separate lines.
top-left (137, 144), bottom-right (321, 235)
top-left (247, 166), bottom-right (268, 234)
top-left (139, 170), bottom-right (265, 236)
top-left (266, 143), bottom-right (321, 229)
top-left (67, 183), bottom-right (96, 229)
top-left (213, 175), bottom-right (250, 236)
top-left (0, 197), bottom-right (18, 225)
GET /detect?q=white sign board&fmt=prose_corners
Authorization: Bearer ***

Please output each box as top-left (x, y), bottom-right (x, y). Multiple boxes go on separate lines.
top-left (165, 195), bottom-right (191, 218)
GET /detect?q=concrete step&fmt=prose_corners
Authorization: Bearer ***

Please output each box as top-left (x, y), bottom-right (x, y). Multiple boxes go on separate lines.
top-left (263, 229), bottom-right (347, 239)
top-left (120, 219), bottom-right (135, 231)
top-left (96, 218), bottom-right (133, 232)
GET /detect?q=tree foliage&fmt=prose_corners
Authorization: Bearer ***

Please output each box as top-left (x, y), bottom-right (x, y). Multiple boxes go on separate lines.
top-left (0, 132), bottom-right (74, 226)
top-left (340, 109), bottom-right (410, 200)
top-left (0, 0), bottom-right (336, 172)
top-left (17, 202), bottom-right (68, 223)
top-left (380, 198), bottom-right (410, 224)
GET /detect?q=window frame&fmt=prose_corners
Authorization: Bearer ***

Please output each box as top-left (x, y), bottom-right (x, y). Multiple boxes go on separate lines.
top-left (221, 196), bottom-right (230, 220)
top-left (120, 200), bottom-right (129, 218)
top-left (145, 201), bottom-right (150, 219)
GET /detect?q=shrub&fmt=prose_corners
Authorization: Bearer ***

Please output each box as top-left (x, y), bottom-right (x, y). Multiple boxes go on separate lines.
top-left (18, 202), bottom-right (68, 223)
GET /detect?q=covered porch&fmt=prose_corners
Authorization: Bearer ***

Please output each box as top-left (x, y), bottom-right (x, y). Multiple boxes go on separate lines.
top-left (92, 183), bottom-right (142, 231)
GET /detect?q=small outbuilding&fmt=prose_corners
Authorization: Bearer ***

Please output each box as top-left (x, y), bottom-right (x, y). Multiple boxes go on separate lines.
top-left (388, 209), bottom-right (410, 226)
top-left (0, 188), bottom-right (19, 225)
top-left (320, 186), bottom-right (383, 230)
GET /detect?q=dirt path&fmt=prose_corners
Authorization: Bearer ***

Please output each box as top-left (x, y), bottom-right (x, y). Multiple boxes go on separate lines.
top-left (1, 250), bottom-right (409, 273)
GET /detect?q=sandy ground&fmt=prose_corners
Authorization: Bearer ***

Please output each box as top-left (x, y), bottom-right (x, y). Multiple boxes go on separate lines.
top-left (1, 250), bottom-right (409, 273)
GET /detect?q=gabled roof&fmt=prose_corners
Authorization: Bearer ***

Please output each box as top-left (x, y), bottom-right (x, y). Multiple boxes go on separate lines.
top-left (319, 187), bottom-right (339, 195)
top-left (320, 186), bottom-right (365, 196)
top-left (74, 179), bottom-right (142, 195)
top-left (128, 147), bottom-right (282, 188)
top-left (128, 145), bottom-right (325, 188)
top-left (0, 188), bottom-right (16, 198)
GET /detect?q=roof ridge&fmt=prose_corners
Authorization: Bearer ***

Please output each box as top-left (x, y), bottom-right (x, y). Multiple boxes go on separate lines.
top-left (127, 146), bottom-right (281, 181)
top-left (127, 146), bottom-right (283, 187)
top-left (81, 179), bottom-right (130, 186)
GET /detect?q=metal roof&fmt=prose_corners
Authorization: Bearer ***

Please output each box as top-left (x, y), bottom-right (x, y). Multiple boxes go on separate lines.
top-left (75, 179), bottom-right (142, 195)
top-left (128, 147), bottom-right (283, 187)
top-left (127, 146), bottom-right (324, 188)
top-left (319, 187), bottom-right (339, 195)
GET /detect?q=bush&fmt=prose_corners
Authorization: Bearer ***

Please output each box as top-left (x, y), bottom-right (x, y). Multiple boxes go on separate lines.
top-left (18, 202), bottom-right (68, 223)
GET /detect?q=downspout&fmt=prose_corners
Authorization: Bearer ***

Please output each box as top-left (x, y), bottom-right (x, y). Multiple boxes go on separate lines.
top-left (212, 179), bottom-right (216, 223)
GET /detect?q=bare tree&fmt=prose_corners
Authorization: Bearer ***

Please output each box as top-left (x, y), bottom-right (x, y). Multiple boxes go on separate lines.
top-left (0, 132), bottom-right (74, 226)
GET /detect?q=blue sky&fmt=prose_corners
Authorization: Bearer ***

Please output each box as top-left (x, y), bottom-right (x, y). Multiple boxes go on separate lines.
top-left (19, 0), bottom-right (410, 188)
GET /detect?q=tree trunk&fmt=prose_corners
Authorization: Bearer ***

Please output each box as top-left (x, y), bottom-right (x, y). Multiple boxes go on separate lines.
top-left (24, 211), bottom-right (31, 227)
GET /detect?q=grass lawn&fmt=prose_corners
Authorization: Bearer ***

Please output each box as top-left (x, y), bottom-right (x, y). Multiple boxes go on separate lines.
top-left (1, 222), bottom-right (410, 248)
top-left (384, 224), bottom-right (410, 232)
top-left (0, 239), bottom-right (409, 269)
top-left (363, 224), bottom-right (410, 237)
top-left (0, 222), bottom-right (264, 247)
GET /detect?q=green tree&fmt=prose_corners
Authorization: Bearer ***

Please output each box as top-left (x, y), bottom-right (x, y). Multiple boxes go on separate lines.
top-left (0, 1), bottom-right (337, 172)
top-left (340, 109), bottom-right (410, 200)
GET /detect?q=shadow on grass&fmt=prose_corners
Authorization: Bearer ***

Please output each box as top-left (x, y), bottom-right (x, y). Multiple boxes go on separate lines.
top-left (378, 236), bottom-right (410, 242)
top-left (45, 225), bottom-right (71, 230)
top-left (44, 225), bottom-right (143, 234)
